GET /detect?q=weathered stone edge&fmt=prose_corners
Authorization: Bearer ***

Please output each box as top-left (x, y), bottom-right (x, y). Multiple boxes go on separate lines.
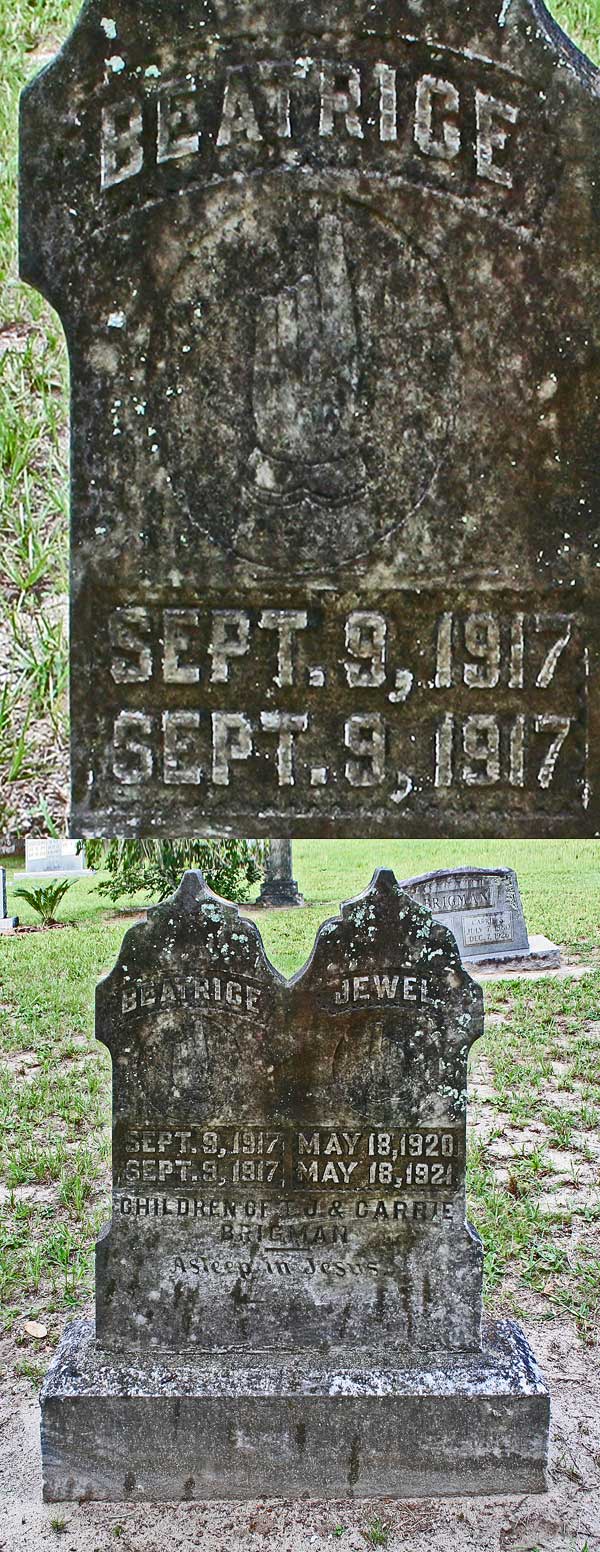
top-left (465, 936), bottom-right (562, 970)
top-left (41, 1317), bottom-right (548, 1400)
top-left (40, 1318), bottom-right (550, 1502)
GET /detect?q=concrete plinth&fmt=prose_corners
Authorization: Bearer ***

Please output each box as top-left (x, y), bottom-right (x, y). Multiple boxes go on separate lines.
top-left (41, 1319), bottom-right (549, 1502)
top-left (466, 935), bottom-right (561, 973)
top-left (14, 870), bottom-right (94, 881)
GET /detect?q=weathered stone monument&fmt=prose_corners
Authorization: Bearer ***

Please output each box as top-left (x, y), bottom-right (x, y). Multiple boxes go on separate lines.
top-left (0, 869), bottom-right (18, 935)
top-left (19, 0), bottom-right (600, 839)
top-left (402, 865), bottom-right (561, 971)
top-left (15, 838), bottom-right (93, 881)
top-left (257, 839), bottom-right (305, 907)
top-left (41, 869), bottom-right (549, 1500)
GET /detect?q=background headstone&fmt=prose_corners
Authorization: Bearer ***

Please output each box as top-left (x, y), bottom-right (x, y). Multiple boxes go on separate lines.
top-left (19, 0), bottom-right (600, 839)
top-left (0, 868), bottom-right (18, 934)
top-left (401, 866), bottom-right (561, 970)
top-left (41, 869), bottom-right (549, 1500)
top-left (15, 839), bottom-right (93, 880)
top-left (257, 839), bottom-right (305, 907)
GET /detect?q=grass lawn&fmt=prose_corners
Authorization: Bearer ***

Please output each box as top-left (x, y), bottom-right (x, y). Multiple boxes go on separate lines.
top-left (0, 840), bottom-right (599, 1395)
top-left (255, 838), bottom-right (600, 971)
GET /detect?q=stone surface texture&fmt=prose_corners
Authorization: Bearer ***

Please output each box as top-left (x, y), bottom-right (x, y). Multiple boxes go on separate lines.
top-left (41, 1317), bottom-right (549, 1502)
top-left (400, 865), bottom-right (560, 969)
top-left (257, 839), bottom-right (305, 906)
top-left (40, 869), bottom-right (549, 1500)
top-left (95, 869), bottom-right (485, 1355)
top-left (19, 0), bottom-right (600, 838)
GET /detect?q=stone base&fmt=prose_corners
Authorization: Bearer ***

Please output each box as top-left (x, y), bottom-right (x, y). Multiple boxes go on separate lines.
top-left (41, 1319), bottom-right (549, 1502)
top-left (256, 880), bottom-right (305, 908)
top-left (464, 935), bottom-right (561, 973)
top-left (14, 870), bottom-right (94, 881)
top-left (0, 917), bottom-right (18, 934)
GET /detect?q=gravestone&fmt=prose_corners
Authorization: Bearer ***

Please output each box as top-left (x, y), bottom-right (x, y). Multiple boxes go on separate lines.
top-left (257, 839), bottom-right (305, 907)
top-left (0, 869), bottom-right (18, 935)
top-left (40, 869), bottom-right (549, 1501)
top-left (402, 865), bottom-right (561, 971)
top-left (19, 0), bottom-right (600, 840)
top-left (14, 838), bottom-right (93, 880)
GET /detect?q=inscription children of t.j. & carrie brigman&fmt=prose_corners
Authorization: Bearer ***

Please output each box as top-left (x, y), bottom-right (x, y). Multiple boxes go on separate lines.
top-left (40, 869), bottom-right (549, 1501)
top-left (19, 0), bottom-right (600, 839)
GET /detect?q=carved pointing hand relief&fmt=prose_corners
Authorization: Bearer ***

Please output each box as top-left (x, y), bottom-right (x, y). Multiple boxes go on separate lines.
top-left (249, 214), bottom-right (367, 505)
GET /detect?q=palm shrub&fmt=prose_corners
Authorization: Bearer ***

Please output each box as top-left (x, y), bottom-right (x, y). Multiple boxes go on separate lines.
top-left (83, 839), bottom-right (265, 905)
top-left (13, 878), bottom-right (74, 925)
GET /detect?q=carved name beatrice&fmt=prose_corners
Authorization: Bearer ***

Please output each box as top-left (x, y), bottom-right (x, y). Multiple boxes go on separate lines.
top-left (95, 868), bottom-right (484, 1353)
top-left (20, 0), bottom-right (600, 836)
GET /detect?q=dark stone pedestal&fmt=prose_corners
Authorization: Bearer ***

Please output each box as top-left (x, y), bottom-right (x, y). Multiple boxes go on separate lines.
top-left (256, 841), bottom-right (305, 908)
top-left (256, 877), bottom-right (306, 908)
top-left (41, 1319), bottom-right (549, 1502)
